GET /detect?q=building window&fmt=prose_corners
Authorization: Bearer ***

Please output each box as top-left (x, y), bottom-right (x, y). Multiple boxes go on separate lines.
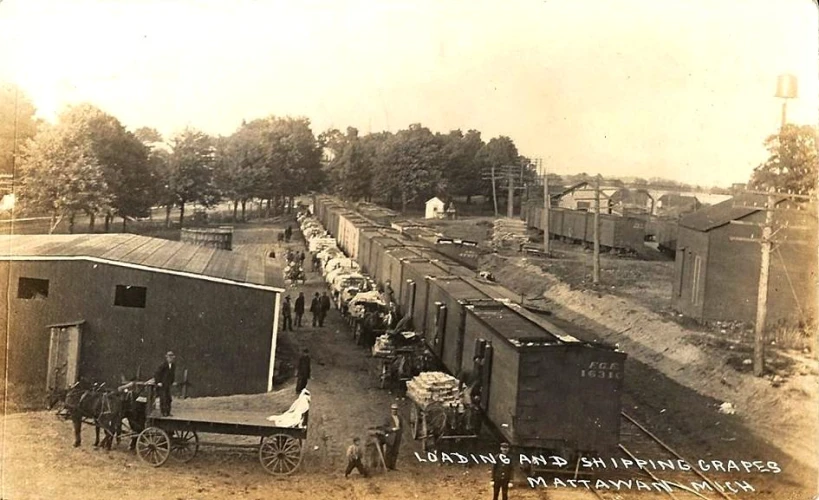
top-left (576, 201), bottom-right (591, 211)
top-left (114, 285), bottom-right (147, 308)
top-left (18, 277), bottom-right (49, 299)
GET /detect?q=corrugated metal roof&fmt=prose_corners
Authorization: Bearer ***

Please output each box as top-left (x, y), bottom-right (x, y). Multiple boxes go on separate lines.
top-left (0, 234), bottom-right (283, 292)
top-left (678, 194), bottom-right (782, 232)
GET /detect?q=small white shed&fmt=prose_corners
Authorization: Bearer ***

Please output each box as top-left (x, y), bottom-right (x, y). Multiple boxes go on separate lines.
top-left (425, 197), bottom-right (446, 219)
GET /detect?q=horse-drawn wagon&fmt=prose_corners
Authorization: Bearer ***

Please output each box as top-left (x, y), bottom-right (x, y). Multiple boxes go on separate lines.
top-left (405, 372), bottom-right (480, 452)
top-left (134, 386), bottom-right (310, 475)
top-left (371, 332), bottom-right (433, 390)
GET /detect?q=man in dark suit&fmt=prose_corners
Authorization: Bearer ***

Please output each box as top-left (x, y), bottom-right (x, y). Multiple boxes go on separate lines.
top-left (310, 292), bottom-right (321, 327)
top-left (295, 348), bottom-right (311, 394)
top-left (154, 351), bottom-right (176, 417)
top-left (491, 442), bottom-right (513, 500)
top-left (318, 291), bottom-right (331, 327)
top-left (384, 403), bottom-right (403, 470)
top-left (294, 292), bottom-right (306, 327)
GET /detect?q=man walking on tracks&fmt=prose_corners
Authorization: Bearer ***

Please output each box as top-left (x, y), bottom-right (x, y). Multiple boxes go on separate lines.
top-left (318, 291), bottom-right (331, 327)
top-left (282, 296), bottom-right (293, 332)
top-left (295, 348), bottom-right (311, 394)
top-left (294, 292), bottom-right (305, 327)
top-left (154, 351), bottom-right (176, 417)
top-left (491, 442), bottom-right (514, 500)
top-left (310, 292), bottom-right (321, 327)
top-left (384, 403), bottom-right (403, 470)
top-left (344, 437), bottom-right (368, 478)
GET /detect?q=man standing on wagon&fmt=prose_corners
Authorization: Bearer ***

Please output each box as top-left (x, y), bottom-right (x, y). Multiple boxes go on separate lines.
top-left (154, 351), bottom-right (176, 417)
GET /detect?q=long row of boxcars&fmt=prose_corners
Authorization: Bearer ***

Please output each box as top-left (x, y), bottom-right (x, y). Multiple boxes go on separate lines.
top-left (312, 194), bottom-right (627, 460)
top-left (522, 203), bottom-right (647, 253)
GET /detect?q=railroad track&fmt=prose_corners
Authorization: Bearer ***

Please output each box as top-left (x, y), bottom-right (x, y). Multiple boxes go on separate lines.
top-left (586, 412), bottom-right (734, 500)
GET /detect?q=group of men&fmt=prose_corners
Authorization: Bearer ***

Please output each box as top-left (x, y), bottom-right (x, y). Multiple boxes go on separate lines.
top-left (280, 291), bottom-right (332, 331)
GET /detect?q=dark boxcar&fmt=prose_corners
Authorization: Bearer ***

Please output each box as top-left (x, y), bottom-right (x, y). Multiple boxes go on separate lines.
top-left (462, 301), bottom-right (625, 455)
top-left (381, 252), bottom-right (426, 306)
top-left (422, 276), bottom-right (510, 368)
top-left (399, 259), bottom-right (452, 332)
top-left (357, 228), bottom-right (386, 274)
top-left (368, 237), bottom-right (406, 286)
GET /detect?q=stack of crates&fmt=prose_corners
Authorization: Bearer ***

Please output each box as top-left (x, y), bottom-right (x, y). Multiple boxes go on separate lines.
top-left (406, 372), bottom-right (460, 408)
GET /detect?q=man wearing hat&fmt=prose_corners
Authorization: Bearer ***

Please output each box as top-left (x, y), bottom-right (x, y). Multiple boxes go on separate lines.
top-left (282, 296), bottom-right (293, 332)
top-left (154, 351), bottom-right (176, 417)
top-left (491, 442), bottom-right (513, 500)
top-left (384, 403), bottom-right (403, 470)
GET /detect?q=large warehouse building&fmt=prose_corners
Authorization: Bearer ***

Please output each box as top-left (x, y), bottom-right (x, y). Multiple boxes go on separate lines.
top-left (0, 233), bottom-right (284, 404)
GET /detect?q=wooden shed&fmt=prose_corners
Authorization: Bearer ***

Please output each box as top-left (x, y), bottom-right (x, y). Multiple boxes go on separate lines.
top-left (673, 195), bottom-right (817, 326)
top-left (0, 233), bottom-right (285, 405)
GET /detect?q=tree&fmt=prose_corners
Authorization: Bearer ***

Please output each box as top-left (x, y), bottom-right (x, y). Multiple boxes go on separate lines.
top-left (750, 124), bottom-right (818, 194)
top-left (68, 105), bottom-right (154, 230)
top-left (334, 127), bottom-right (373, 201)
top-left (439, 129), bottom-right (486, 204)
top-left (214, 122), bottom-right (269, 221)
top-left (0, 84), bottom-right (39, 176)
top-left (375, 124), bottom-right (446, 212)
top-left (17, 116), bottom-right (111, 233)
top-left (168, 128), bottom-right (218, 225)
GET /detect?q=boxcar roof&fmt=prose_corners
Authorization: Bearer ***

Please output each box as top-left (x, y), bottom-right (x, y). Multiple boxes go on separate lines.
top-left (0, 234), bottom-right (284, 292)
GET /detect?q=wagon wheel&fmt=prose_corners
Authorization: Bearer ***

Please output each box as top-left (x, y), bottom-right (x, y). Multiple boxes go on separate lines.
top-left (169, 430), bottom-right (199, 463)
top-left (409, 404), bottom-right (420, 439)
top-left (136, 427), bottom-right (171, 467)
top-left (422, 403), bottom-right (448, 452)
top-left (259, 433), bottom-right (303, 476)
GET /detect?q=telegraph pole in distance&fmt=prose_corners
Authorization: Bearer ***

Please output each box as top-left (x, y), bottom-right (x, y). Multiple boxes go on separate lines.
top-left (507, 165), bottom-right (514, 218)
top-left (490, 166), bottom-right (499, 217)
top-left (542, 160), bottom-right (550, 255)
top-left (593, 175), bottom-right (601, 284)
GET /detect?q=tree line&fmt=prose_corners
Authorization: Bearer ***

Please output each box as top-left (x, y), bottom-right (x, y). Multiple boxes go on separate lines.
top-left (1, 83), bottom-right (815, 234)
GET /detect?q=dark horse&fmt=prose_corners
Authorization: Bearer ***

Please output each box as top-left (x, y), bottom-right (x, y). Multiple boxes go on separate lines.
top-left (47, 382), bottom-right (123, 449)
top-left (115, 381), bottom-right (148, 450)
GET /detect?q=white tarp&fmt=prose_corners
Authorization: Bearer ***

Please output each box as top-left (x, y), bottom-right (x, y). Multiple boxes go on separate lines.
top-left (267, 389), bottom-right (311, 428)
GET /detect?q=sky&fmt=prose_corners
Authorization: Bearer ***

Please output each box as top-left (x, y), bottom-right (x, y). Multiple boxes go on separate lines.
top-left (0, 0), bottom-right (816, 187)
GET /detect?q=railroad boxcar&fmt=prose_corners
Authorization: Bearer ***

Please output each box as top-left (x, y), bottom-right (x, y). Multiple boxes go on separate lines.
top-left (380, 250), bottom-right (426, 300)
top-left (462, 301), bottom-right (625, 456)
top-left (367, 236), bottom-right (408, 285)
top-left (399, 259), bottom-right (455, 331)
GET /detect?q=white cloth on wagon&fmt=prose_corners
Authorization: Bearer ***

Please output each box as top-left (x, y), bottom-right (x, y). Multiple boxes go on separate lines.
top-left (266, 389), bottom-right (310, 428)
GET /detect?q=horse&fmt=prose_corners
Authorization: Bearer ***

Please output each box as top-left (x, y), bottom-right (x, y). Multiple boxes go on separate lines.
top-left (48, 382), bottom-right (124, 449)
top-left (115, 381), bottom-right (149, 450)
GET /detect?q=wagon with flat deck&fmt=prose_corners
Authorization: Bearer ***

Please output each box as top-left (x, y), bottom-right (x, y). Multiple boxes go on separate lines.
top-left (135, 386), bottom-right (308, 475)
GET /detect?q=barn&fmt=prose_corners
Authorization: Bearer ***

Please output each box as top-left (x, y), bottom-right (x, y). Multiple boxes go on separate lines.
top-left (672, 195), bottom-right (817, 327)
top-left (0, 233), bottom-right (284, 405)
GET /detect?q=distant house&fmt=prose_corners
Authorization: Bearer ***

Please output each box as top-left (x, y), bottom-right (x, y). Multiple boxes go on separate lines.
top-left (673, 195), bottom-right (817, 326)
top-left (609, 188), bottom-right (654, 216)
top-left (425, 197), bottom-right (446, 219)
top-left (556, 182), bottom-right (621, 213)
top-left (656, 194), bottom-right (701, 218)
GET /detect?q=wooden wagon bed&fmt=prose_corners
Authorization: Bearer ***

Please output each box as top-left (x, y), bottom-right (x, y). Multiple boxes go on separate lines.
top-left (136, 394), bottom-right (308, 476)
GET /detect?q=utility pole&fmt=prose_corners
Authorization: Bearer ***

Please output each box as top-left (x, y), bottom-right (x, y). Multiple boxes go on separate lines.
top-left (490, 166), bottom-right (499, 217)
top-left (730, 190), bottom-right (813, 376)
top-left (542, 161), bottom-right (550, 255)
top-left (731, 73), bottom-right (803, 376)
top-left (593, 176), bottom-right (601, 284)
top-left (507, 164), bottom-right (514, 218)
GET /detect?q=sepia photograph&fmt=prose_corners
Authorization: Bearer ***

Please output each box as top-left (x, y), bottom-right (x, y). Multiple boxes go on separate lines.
top-left (0, 1), bottom-right (817, 499)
